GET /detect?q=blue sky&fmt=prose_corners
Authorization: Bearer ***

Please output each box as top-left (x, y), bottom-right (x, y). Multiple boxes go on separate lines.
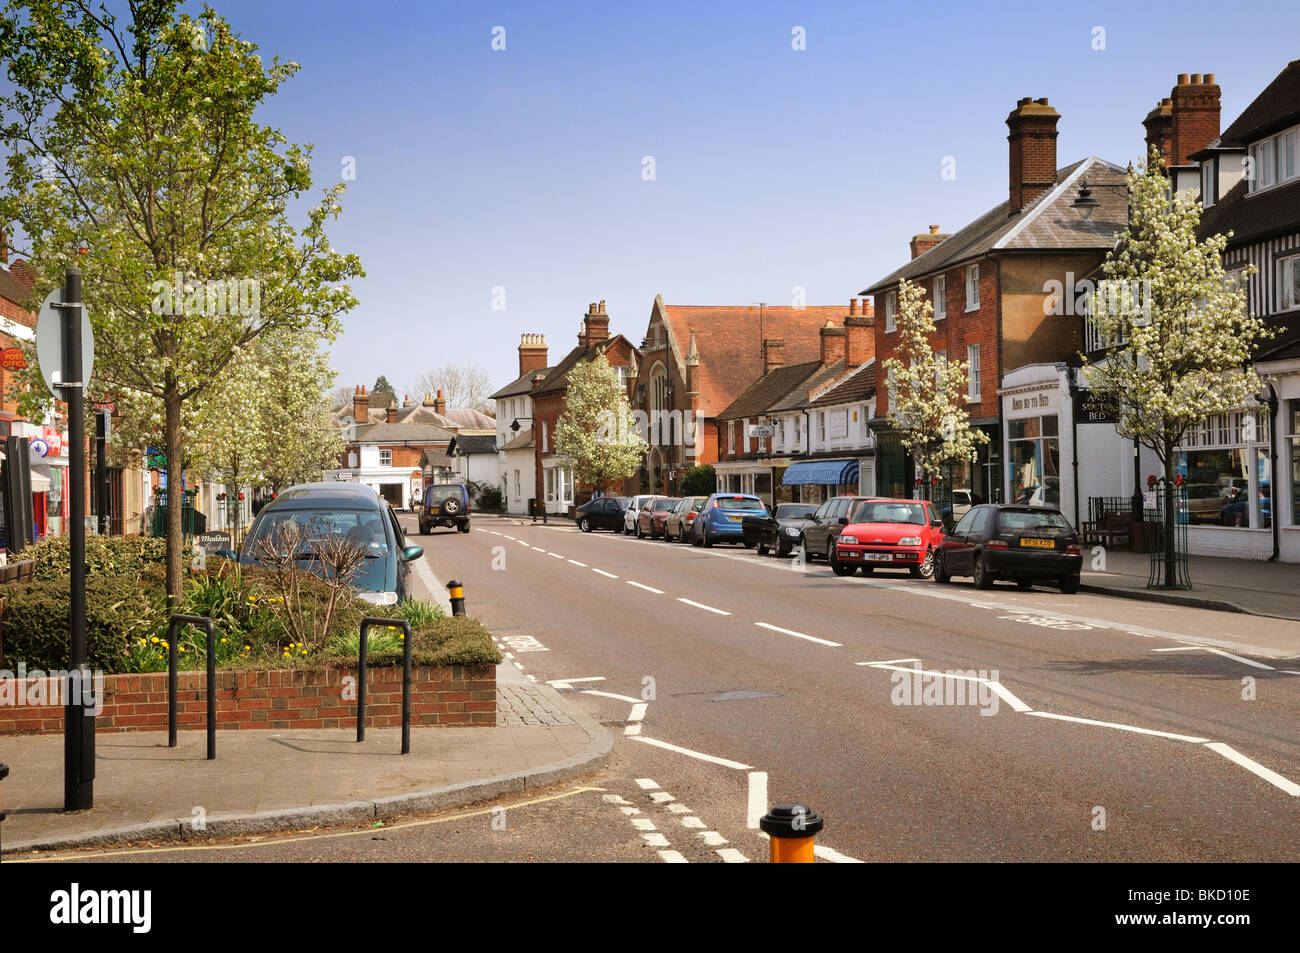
top-left (210, 0), bottom-right (1300, 402)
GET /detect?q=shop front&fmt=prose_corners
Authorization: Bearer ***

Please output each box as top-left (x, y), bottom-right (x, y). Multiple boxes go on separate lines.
top-left (780, 457), bottom-right (871, 504)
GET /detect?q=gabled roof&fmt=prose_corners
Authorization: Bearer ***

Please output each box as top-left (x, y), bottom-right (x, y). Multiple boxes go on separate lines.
top-left (1198, 177), bottom-right (1300, 248)
top-left (1219, 59), bottom-right (1300, 147)
top-left (491, 367), bottom-right (553, 400)
top-left (809, 361), bottom-right (876, 408)
top-left (716, 360), bottom-right (822, 421)
top-left (498, 428), bottom-right (534, 451)
top-left (768, 359), bottom-right (849, 413)
top-left (655, 300), bottom-right (848, 417)
top-left (354, 422), bottom-right (455, 444)
top-left (447, 433), bottom-right (497, 456)
top-left (861, 157), bottom-right (1128, 295)
top-left (533, 335), bottom-right (633, 397)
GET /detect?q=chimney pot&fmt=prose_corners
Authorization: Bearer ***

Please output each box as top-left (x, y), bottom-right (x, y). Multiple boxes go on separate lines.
top-left (929, 224), bottom-right (939, 235)
top-left (1178, 73), bottom-right (1189, 85)
top-left (1205, 73), bottom-right (1215, 85)
top-left (849, 298), bottom-right (859, 316)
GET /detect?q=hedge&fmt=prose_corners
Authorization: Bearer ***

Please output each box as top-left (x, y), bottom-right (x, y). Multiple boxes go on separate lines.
top-left (20, 534), bottom-right (190, 580)
top-left (0, 576), bottom-right (162, 671)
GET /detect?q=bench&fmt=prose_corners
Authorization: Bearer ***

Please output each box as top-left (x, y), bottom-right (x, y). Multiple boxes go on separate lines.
top-left (1081, 514), bottom-right (1132, 549)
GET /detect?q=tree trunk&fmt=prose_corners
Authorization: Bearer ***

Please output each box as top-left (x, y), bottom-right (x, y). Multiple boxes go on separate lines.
top-left (164, 377), bottom-right (184, 605)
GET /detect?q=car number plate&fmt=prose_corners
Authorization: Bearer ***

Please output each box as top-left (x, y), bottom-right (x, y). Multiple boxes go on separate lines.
top-left (1020, 537), bottom-right (1055, 549)
top-left (864, 552), bottom-right (892, 561)
top-left (728, 516), bottom-right (743, 522)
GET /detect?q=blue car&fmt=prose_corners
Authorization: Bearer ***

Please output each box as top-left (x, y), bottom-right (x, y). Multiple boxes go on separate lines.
top-left (690, 493), bottom-right (769, 547)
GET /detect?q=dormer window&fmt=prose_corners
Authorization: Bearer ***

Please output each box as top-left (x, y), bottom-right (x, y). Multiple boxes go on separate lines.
top-left (1248, 124), bottom-right (1299, 194)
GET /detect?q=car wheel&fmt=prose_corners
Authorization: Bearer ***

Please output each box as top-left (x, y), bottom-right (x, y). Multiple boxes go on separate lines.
top-left (911, 548), bottom-right (935, 580)
top-left (1059, 573), bottom-right (1081, 595)
top-left (462, 521), bottom-right (471, 533)
top-left (756, 542), bottom-right (769, 556)
top-left (973, 554), bottom-right (994, 590)
top-left (934, 551), bottom-right (951, 584)
top-left (579, 517), bottom-right (592, 533)
top-left (703, 525), bottom-right (714, 548)
top-left (443, 499), bottom-right (461, 515)
top-left (775, 540), bottom-right (790, 558)
top-left (1015, 577), bottom-right (1033, 591)
top-left (830, 545), bottom-right (855, 576)
top-left (635, 522), bottom-right (644, 539)
top-left (691, 526), bottom-right (702, 547)
top-left (419, 522), bottom-right (429, 536)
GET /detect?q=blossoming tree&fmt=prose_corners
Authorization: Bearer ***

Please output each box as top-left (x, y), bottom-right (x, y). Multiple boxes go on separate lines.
top-left (554, 357), bottom-right (646, 496)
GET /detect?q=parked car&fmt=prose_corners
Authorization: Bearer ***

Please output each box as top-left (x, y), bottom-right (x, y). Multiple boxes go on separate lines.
top-left (1179, 483), bottom-right (1222, 524)
top-left (742, 503), bottom-right (818, 557)
top-left (1219, 485), bottom-right (1271, 527)
top-left (636, 497), bottom-right (679, 539)
top-left (691, 493), bottom-right (769, 547)
top-left (419, 483), bottom-right (471, 534)
top-left (939, 488), bottom-right (983, 524)
top-left (798, 495), bottom-right (874, 560)
top-left (664, 495), bottom-right (710, 542)
top-left (623, 495), bottom-right (657, 535)
top-left (576, 496), bottom-right (626, 533)
top-left (832, 498), bottom-right (945, 578)
top-left (235, 482), bottom-right (424, 606)
top-left (933, 504), bottom-right (1082, 593)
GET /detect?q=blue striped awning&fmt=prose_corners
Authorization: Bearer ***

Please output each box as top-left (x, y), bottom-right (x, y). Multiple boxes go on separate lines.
top-left (782, 459), bottom-right (860, 487)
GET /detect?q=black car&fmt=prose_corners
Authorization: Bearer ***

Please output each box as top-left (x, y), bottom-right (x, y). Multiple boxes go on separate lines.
top-left (576, 496), bottom-right (626, 533)
top-left (234, 482), bottom-right (424, 607)
top-left (420, 483), bottom-right (471, 534)
top-left (934, 504), bottom-right (1082, 593)
top-left (799, 495), bottom-right (873, 560)
top-left (742, 503), bottom-right (818, 556)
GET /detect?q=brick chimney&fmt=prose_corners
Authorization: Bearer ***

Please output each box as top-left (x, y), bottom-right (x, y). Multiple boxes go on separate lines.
top-left (518, 333), bottom-right (549, 376)
top-left (910, 224), bottom-right (949, 259)
top-left (352, 385), bottom-right (369, 423)
top-left (1143, 97), bottom-right (1173, 164)
top-left (1006, 97), bottom-right (1061, 213)
top-left (1170, 73), bottom-right (1220, 166)
top-left (819, 320), bottom-right (845, 366)
top-left (434, 389), bottom-right (447, 416)
top-left (763, 338), bottom-right (785, 373)
top-left (844, 312), bottom-right (874, 368)
top-left (386, 404), bottom-right (397, 423)
top-left (578, 300), bottom-right (610, 347)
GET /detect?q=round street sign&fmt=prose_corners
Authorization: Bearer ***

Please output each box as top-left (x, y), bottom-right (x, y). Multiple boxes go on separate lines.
top-left (35, 286), bottom-right (94, 397)
top-left (29, 437), bottom-right (50, 457)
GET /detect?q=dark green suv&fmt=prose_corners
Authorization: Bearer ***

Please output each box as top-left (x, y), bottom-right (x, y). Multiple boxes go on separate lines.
top-left (419, 483), bottom-right (472, 534)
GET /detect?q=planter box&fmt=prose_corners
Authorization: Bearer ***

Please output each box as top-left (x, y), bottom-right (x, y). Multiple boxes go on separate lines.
top-left (0, 664), bottom-right (497, 734)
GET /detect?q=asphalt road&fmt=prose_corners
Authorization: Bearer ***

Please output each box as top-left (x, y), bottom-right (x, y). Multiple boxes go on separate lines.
top-left (40, 513), bottom-right (1300, 864)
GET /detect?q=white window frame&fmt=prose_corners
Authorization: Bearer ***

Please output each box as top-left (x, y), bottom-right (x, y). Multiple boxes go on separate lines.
top-left (379, 449), bottom-right (392, 467)
top-left (1280, 254), bottom-right (1300, 312)
top-left (965, 264), bottom-right (980, 311)
top-left (1248, 124), bottom-right (1300, 194)
top-left (1201, 158), bottom-right (1216, 207)
top-left (966, 344), bottom-right (981, 401)
top-left (933, 275), bottom-right (946, 321)
top-left (885, 291), bottom-right (897, 333)
top-left (513, 469), bottom-right (521, 500)
top-left (728, 420), bottom-right (736, 454)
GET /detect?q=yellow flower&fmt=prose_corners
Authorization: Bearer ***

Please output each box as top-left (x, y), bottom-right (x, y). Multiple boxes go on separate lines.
top-left (300, 650), bottom-right (307, 656)
top-left (221, 638), bottom-right (228, 644)
top-left (150, 637), bottom-right (159, 643)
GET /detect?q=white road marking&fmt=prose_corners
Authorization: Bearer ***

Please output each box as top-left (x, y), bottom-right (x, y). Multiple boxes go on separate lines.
top-left (582, 689), bottom-right (644, 704)
top-left (814, 845), bottom-right (866, 863)
top-left (629, 703), bottom-right (648, 722)
top-left (516, 540), bottom-right (529, 547)
top-left (548, 552), bottom-right (564, 560)
top-left (1203, 743), bottom-right (1300, 796)
top-left (677, 597), bottom-right (730, 615)
top-left (631, 818), bottom-right (657, 831)
top-left (855, 658), bottom-right (921, 666)
top-left (1205, 648), bottom-right (1275, 671)
top-left (502, 535), bottom-right (516, 540)
top-left (1283, 670), bottom-right (1300, 676)
top-left (985, 680), bottom-right (1034, 714)
top-left (531, 546), bottom-right (546, 552)
top-left (634, 778), bottom-right (660, 790)
top-left (631, 736), bottom-right (753, 770)
top-left (567, 559), bottom-right (588, 567)
top-left (548, 676), bottom-right (604, 685)
top-left (747, 771), bottom-right (768, 829)
top-left (1153, 646), bottom-right (1211, 652)
top-left (658, 850), bottom-right (689, 863)
top-left (699, 831), bottom-right (728, 846)
top-left (754, 622), bottom-right (841, 647)
top-left (592, 568), bottom-right (619, 579)
top-left (641, 833), bottom-right (670, 847)
top-left (618, 806), bottom-right (640, 816)
top-left (1024, 710), bottom-right (1209, 743)
top-left (863, 661), bottom-right (1034, 713)
top-left (624, 723), bottom-right (643, 736)
top-left (603, 794), bottom-right (631, 804)
top-left (681, 816), bottom-right (707, 829)
top-left (648, 790), bottom-right (674, 803)
top-left (526, 674), bottom-right (536, 682)
top-left (627, 580), bottom-right (665, 594)
top-left (666, 803), bottom-right (690, 814)
top-left (716, 848), bottom-right (750, 863)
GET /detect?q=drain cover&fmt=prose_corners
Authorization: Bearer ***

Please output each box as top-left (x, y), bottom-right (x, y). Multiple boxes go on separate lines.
top-left (710, 691), bottom-right (781, 702)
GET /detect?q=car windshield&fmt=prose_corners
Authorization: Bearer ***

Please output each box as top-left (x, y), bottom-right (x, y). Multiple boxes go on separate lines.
top-left (426, 485), bottom-right (464, 501)
top-left (715, 497), bottom-right (765, 510)
top-left (997, 510), bottom-right (1071, 532)
top-left (852, 501), bottom-right (927, 525)
top-left (247, 509), bottom-right (392, 557)
top-left (652, 499), bottom-right (678, 512)
top-left (776, 504), bottom-right (817, 519)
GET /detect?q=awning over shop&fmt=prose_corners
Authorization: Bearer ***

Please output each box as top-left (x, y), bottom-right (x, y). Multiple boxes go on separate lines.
top-left (782, 458), bottom-right (859, 487)
top-left (0, 449), bottom-right (52, 492)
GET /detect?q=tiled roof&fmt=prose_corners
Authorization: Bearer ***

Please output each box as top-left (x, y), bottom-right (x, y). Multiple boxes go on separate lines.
top-left (768, 359), bottom-right (849, 413)
top-left (1198, 176), bottom-right (1300, 249)
top-left (533, 336), bottom-right (632, 397)
top-left (658, 302), bottom-right (849, 417)
top-left (1219, 59), bottom-right (1300, 147)
top-left (716, 360), bottom-right (822, 421)
top-left (809, 362), bottom-right (876, 408)
top-left (353, 422), bottom-right (455, 444)
top-left (0, 261), bottom-right (36, 308)
top-left (861, 157), bottom-right (1127, 294)
top-left (448, 433), bottom-right (497, 456)
top-left (491, 367), bottom-right (554, 400)
top-left (498, 428), bottom-right (534, 451)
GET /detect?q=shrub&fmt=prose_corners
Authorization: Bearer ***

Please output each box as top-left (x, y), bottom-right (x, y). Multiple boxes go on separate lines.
top-left (681, 464), bottom-right (716, 496)
top-left (475, 484), bottom-right (504, 511)
top-left (21, 534), bottom-right (192, 580)
top-left (323, 615), bottom-right (501, 669)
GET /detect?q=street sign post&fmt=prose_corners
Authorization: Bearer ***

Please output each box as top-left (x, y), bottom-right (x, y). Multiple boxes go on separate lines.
top-left (42, 270), bottom-right (95, 811)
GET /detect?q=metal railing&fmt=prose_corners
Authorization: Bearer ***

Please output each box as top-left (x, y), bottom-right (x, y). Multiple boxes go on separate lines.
top-left (356, 617), bottom-right (414, 754)
top-left (167, 614), bottom-right (217, 760)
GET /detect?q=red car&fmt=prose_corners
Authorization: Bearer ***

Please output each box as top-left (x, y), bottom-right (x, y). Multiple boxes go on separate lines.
top-left (830, 498), bottom-right (945, 578)
top-left (636, 497), bottom-right (680, 539)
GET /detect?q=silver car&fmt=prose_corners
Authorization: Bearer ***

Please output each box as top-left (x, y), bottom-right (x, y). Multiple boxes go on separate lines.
top-left (623, 495), bottom-right (656, 535)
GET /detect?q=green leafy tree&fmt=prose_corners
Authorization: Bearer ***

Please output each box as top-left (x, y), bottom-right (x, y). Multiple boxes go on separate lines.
top-left (1082, 147), bottom-right (1268, 587)
top-left (882, 278), bottom-right (988, 498)
top-left (554, 357), bottom-right (646, 493)
top-left (680, 464), bottom-right (716, 496)
top-left (0, 1), bottom-right (363, 600)
top-left (371, 375), bottom-right (397, 410)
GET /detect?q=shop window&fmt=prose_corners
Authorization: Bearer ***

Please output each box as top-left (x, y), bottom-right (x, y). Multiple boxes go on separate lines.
top-left (1008, 415), bottom-right (1060, 507)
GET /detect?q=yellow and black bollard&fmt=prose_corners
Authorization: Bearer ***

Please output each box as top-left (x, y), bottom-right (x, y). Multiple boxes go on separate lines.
top-left (447, 580), bottom-right (466, 617)
top-left (759, 803), bottom-right (823, 863)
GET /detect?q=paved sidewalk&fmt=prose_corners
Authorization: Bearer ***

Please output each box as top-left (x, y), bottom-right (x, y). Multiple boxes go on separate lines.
top-left (1081, 549), bottom-right (1300, 621)
top-left (0, 661), bottom-right (610, 854)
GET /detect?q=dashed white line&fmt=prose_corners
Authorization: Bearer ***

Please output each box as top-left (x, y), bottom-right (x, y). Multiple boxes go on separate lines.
top-left (658, 850), bottom-right (689, 863)
top-left (592, 568), bottom-right (619, 579)
top-left (548, 676), bottom-right (604, 685)
top-left (629, 703), bottom-right (648, 722)
top-left (855, 658), bottom-right (921, 666)
top-left (699, 831), bottom-right (728, 847)
top-left (716, 848), bottom-right (750, 863)
top-left (634, 778), bottom-right (660, 790)
top-left (547, 552), bottom-right (564, 560)
top-left (531, 546), bottom-right (547, 552)
top-left (631, 818), bottom-right (657, 831)
top-left (624, 723), bottom-right (643, 736)
top-left (627, 581), bottom-right (665, 594)
top-left (680, 816), bottom-right (707, 829)
top-left (677, 597), bottom-right (730, 616)
top-left (746, 771), bottom-right (768, 829)
top-left (665, 803), bottom-right (690, 814)
top-left (630, 736), bottom-right (753, 770)
top-left (648, 790), bottom-right (674, 803)
top-left (641, 833), bottom-right (670, 847)
top-left (814, 845), bottom-right (866, 863)
top-left (755, 621), bottom-right (841, 647)
top-left (567, 559), bottom-right (588, 567)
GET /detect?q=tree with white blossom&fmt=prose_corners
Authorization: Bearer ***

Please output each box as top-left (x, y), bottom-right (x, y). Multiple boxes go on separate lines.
top-left (554, 357), bottom-right (645, 495)
top-left (882, 278), bottom-right (988, 498)
top-left (1081, 145), bottom-right (1268, 587)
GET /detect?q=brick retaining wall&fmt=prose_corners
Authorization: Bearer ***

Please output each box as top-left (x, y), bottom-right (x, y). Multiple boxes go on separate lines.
top-left (0, 664), bottom-right (496, 734)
